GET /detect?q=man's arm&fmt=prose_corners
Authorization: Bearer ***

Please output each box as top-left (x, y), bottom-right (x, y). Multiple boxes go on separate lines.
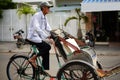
top-left (33, 16), bottom-right (50, 39)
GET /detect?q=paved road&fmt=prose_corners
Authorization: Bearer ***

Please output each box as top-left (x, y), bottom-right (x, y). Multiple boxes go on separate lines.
top-left (0, 53), bottom-right (13, 80)
top-left (0, 42), bottom-right (120, 80)
top-left (98, 55), bottom-right (120, 80)
top-left (0, 52), bottom-right (120, 80)
top-left (0, 52), bottom-right (64, 80)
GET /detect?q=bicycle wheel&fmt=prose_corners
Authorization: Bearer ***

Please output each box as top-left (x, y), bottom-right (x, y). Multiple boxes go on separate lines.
top-left (6, 55), bottom-right (35, 80)
top-left (57, 60), bottom-right (100, 80)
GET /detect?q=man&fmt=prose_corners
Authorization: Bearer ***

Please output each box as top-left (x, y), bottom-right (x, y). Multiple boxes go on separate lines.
top-left (27, 2), bottom-right (53, 70)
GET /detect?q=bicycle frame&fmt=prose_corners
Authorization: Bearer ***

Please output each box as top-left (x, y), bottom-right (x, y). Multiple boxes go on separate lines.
top-left (28, 44), bottom-right (62, 79)
top-left (28, 40), bottom-right (80, 77)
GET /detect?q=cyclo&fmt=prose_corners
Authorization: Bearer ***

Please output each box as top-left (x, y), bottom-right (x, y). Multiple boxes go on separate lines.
top-left (7, 29), bottom-right (108, 80)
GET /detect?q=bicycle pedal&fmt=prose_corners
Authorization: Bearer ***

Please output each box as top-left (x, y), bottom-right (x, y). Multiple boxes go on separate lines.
top-left (35, 66), bottom-right (45, 74)
top-left (35, 66), bottom-right (42, 71)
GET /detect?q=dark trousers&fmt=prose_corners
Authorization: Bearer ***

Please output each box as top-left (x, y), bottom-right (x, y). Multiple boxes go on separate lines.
top-left (32, 41), bottom-right (51, 70)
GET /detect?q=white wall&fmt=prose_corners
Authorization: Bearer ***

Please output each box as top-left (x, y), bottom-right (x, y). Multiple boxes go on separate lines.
top-left (47, 11), bottom-right (78, 37)
top-left (0, 9), bottom-right (86, 41)
top-left (0, 9), bottom-right (26, 41)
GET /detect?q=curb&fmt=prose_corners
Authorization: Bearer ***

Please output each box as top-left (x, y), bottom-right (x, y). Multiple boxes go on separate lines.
top-left (1, 48), bottom-right (120, 56)
top-left (0, 42), bottom-right (120, 56)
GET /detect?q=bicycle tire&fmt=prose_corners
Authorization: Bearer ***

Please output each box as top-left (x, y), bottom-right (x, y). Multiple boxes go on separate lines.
top-left (6, 55), bottom-right (35, 80)
top-left (57, 60), bottom-right (100, 80)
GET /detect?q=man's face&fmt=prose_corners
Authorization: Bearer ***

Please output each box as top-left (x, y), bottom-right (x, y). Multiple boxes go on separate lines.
top-left (42, 6), bottom-right (50, 15)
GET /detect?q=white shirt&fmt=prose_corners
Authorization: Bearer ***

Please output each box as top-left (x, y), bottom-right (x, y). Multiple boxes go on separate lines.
top-left (27, 11), bottom-right (52, 43)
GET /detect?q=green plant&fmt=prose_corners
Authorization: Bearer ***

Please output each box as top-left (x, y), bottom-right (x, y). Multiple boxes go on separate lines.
top-left (17, 5), bottom-right (36, 19)
top-left (0, 0), bottom-right (16, 18)
top-left (17, 4), bottom-right (36, 37)
top-left (0, 10), bottom-right (3, 18)
top-left (64, 8), bottom-right (88, 39)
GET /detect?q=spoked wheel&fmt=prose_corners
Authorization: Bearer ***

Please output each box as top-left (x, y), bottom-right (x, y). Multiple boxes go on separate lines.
top-left (6, 55), bottom-right (35, 80)
top-left (57, 60), bottom-right (100, 80)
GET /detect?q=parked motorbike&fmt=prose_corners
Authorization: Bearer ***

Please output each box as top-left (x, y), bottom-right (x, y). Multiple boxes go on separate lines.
top-left (85, 30), bottom-right (95, 47)
top-left (13, 29), bottom-right (25, 48)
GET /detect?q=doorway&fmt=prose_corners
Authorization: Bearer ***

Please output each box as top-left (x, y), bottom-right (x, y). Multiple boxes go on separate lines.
top-left (93, 11), bottom-right (120, 42)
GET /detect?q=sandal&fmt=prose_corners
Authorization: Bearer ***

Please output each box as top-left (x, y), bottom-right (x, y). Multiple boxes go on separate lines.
top-left (97, 69), bottom-right (107, 77)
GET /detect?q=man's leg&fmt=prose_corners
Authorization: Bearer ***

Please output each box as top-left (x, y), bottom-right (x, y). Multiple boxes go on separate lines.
top-left (42, 51), bottom-right (50, 70)
top-left (37, 41), bottom-right (51, 70)
top-left (29, 55), bottom-right (37, 68)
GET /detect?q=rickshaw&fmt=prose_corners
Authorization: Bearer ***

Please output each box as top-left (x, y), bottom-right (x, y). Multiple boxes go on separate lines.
top-left (6, 29), bottom-right (120, 80)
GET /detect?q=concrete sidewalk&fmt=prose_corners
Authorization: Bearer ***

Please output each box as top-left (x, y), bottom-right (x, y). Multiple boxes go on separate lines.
top-left (0, 41), bottom-right (120, 56)
top-left (0, 41), bottom-right (30, 53)
top-left (0, 41), bottom-right (55, 54)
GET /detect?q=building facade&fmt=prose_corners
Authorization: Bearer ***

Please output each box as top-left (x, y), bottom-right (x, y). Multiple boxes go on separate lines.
top-left (81, 0), bottom-right (120, 44)
top-left (1, 0), bottom-right (119, 44)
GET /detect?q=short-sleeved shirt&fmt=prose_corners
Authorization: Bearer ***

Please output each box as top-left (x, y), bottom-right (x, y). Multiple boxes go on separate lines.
top-left (27, 11), bottom-right (51, 43)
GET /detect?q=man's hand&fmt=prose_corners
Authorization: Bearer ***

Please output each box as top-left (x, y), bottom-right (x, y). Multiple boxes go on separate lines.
top-left (49, 39), bottom-right (54, 44)
top-left (44, 38), bottom-right (54, 44)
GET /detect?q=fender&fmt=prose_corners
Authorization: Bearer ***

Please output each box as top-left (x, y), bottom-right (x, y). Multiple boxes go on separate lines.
top-left (71, 60), bottom-right (95, 69)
